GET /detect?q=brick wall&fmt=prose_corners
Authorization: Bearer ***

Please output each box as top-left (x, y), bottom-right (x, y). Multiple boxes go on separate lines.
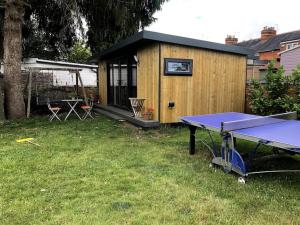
top-left (259, 50), bottom-right (280, 61)
top-left (246, 64), bottom-right (268, 80)
top-left (22, 72), bottom-right (98, 106)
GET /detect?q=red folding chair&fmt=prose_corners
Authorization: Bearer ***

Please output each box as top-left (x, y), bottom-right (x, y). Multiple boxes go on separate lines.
top-left (80, 99), bottom-right (94, 119)
top-left (47, 100), bottom-right (61, 122)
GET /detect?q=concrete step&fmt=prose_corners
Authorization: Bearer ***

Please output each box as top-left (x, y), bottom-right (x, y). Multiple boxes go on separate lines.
top-left (94, 104), bottom-right (159, 128)
top-left (93, 108), bottom-right (124, 120)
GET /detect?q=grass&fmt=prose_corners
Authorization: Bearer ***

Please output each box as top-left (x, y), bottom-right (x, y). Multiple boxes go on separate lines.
top-left (0, 115), bottom-right (299, 225)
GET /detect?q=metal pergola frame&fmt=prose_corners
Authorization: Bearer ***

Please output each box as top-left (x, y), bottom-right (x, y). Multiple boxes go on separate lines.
top-left (24, 66), bottom-right (89, 118)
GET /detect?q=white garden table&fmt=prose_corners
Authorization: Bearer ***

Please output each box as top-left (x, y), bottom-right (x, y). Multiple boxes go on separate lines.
top-left (61, 99), bottom-right (83, 120)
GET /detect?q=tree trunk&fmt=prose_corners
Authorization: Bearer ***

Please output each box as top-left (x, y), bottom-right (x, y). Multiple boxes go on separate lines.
top-left (0, 76), bottom-right (5, 120)
top-left (3, 0), bottom-right (25, 119)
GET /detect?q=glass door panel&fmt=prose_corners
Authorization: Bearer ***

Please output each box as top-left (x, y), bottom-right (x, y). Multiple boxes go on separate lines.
top-left (107, 56), bottom-right (137, 109)
top-left (118, 63), bottom-right (128, 107)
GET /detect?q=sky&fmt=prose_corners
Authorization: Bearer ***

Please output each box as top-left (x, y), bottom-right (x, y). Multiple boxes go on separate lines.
top-left (146, 0), bottom-right (300, 44)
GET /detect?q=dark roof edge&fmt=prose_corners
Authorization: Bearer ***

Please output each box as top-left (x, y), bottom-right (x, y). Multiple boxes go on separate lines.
top-left (99, 32), bottom-right (144, 59)
top-left (257, 48), bottom-right (280, 53)
top-left (99, 31), bottom-right (254, 59)
top-left (143, 31), bottom-right (253, 55)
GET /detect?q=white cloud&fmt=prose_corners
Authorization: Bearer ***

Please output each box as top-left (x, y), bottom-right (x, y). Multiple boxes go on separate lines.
top-left (146, 0), bottom-right (300, 43)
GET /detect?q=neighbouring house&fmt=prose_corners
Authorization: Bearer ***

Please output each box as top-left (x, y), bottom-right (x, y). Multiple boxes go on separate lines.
top-left (97, 31), bottom-right (252, 124)
top-left (279, 46), bottom-right (300, 75)
top-left (225, 27), bottom-right (300, 80)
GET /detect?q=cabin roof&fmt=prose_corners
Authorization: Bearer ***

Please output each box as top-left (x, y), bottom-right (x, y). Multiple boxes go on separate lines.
top-left (99, 31), bottom-right (254, 59)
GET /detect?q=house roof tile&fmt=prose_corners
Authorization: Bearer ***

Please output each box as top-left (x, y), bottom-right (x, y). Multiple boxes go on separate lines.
top-left (236, 30), bottom-right (300, 53)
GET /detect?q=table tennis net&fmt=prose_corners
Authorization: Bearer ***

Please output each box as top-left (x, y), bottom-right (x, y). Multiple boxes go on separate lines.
top-left (221, 112), bottom-right (297, 132)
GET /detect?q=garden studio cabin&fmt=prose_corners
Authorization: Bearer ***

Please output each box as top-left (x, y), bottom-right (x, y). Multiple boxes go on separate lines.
top-left (98, 31), bottom-right (252, 124)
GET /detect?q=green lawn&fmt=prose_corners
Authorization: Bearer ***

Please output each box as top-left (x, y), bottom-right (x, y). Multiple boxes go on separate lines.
top-left (0, 115), bottom-right (299, 225)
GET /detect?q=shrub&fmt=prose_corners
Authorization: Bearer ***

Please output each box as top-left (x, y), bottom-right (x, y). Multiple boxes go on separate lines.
top-left (249, 61), bottom-right (300, 115)
top-left (291, 66), bottom-right (300, 114)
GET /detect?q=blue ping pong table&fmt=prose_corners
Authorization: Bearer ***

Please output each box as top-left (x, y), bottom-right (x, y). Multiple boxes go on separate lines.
top-left (181, 112), bottom-right (300, 179)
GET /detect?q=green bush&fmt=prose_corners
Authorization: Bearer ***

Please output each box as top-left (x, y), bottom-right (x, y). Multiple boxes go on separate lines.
top-left (249, 62), bottom-right (300, 115)
top-left (292, 64), bottom-right (300, 104)
top-left (65, 41), bottom-right (92, 64)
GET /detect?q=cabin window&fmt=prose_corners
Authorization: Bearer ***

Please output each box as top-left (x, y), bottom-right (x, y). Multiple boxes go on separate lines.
top-left (164, 58), bottom-right (193, 76)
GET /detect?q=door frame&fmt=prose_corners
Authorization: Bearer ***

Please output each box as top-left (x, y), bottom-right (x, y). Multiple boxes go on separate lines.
top-left (106, 55), bottom-right (137, 109)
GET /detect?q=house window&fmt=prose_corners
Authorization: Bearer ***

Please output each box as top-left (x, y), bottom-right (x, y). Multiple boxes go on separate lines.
top-left (287, 43), bottom-right (298, 50)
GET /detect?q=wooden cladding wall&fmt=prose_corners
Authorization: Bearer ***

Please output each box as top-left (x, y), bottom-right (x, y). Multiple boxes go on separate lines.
top-left (137, 43), bottom-right (160, 121)
top-left (159, 43), bottom-right (247, 123)
top-left (98, 61), bottom-right (107, 105)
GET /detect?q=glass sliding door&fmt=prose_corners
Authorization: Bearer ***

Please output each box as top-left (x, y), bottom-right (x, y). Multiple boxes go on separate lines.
top-left (108, 63), bottom-right (119, 106)
top-left (107, 56), bottom-right (137, 109)
top-left (130, 64), bottom-right (137, 98)
top-left (119, 61), bottom-right (128, 107)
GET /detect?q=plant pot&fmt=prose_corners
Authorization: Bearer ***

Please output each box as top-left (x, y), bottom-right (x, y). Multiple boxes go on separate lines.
top-left (143, 112), bottom-right (148, 120)
top-left (143, 112), bottom-right (153, 120)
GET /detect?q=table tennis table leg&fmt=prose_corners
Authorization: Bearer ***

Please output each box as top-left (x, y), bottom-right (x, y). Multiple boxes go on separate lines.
top-left (189, 125), bottom-right (197, 155)
top-left (233, 137), bottom-right (237, 147)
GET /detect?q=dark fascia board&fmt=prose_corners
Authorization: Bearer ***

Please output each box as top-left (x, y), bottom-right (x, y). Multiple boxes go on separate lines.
top-left (257, 48), bottom-right (280, 53)
top-left (143, 31), bottom-right (253, 55)
top-left (99, 30), bottom-right (254, 60)
top-left (99, 32), bottom-right (144, 59)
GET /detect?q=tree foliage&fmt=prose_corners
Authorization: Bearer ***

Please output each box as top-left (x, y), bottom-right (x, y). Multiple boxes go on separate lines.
top-left (1, 0), bottom-right (166, 119)
top-left (21, 0), bottom-right (78, 59)
top-left (0, 0), bottom-right (167, 59)
top-left (249, 61), bottom-right (300, 115)
top-left (80, 0), bottom-right (167, 53)
top-left (65, 41), bottom-right (92, 64)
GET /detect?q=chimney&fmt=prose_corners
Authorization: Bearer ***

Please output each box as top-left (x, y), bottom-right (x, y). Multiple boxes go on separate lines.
top-left (261, 26), bottom-right (276, 41)
top-left (225, 35), bottom-right (238, 45)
